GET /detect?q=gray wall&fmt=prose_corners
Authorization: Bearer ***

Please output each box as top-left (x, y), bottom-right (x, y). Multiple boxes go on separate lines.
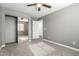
top-left (18, 22), bottom-right (28, 36)
top-left (43, 3), bottom-right (79, 49)
top-left (0, 4), bottom-right (2, 46)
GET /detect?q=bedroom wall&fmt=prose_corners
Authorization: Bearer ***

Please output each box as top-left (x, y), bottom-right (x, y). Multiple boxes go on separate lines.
top-left (43, 3), bottom-right (79, 49)
top-left (0, 4), bottom-right (2, 47)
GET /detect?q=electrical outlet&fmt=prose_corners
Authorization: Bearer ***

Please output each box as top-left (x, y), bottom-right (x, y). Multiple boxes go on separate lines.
top-left (73, 41), bottom-right (76, 45)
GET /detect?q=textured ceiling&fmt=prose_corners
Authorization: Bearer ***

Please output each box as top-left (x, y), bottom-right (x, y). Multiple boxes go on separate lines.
top-left (1, 3), bottom-right (72, 18)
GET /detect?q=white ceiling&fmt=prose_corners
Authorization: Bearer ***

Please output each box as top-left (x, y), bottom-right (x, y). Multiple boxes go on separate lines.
top-left (1, 3), bottom-right (73, 18)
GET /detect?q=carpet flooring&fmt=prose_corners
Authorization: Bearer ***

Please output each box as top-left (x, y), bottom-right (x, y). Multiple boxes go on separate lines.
top-left (0, 39), bottom-right (79, 56)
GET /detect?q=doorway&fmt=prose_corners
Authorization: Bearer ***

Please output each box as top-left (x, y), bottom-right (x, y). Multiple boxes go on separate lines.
top-left (18, 17), bottom-right (29, 43)
top-left (33, 19), bottom-right (43, 39)
top-left (5, 15), bottom-right (18, 44)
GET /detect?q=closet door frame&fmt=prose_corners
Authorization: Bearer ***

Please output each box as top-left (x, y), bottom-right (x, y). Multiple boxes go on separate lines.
top-left (5, 15), bottom-right (18, 44)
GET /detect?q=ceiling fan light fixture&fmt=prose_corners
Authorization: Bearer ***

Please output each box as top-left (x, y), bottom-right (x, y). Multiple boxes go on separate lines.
top-left (27, 3), bottom-right (52, 12)
top-left (36, 3), bottom-right (42, 7)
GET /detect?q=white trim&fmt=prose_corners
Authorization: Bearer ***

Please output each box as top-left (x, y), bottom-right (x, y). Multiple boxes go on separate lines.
top-left (29, 39), bottom-right (31, 42)
top-left (43, 39), bottom-right (79, 52)
top-left (0, 44), bottom-right (6, 50)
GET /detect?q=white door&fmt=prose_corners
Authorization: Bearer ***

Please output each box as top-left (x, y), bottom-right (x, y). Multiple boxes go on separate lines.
top-left (33, 19), bottom-right (43, 39)
top-left (5, 16), bottom-right (16, 43)
top-left (33, 21), bottom-right (39, 39)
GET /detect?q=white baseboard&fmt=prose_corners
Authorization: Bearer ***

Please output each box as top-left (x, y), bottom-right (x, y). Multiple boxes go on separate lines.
top-left (43, 39), bottom-right (79, 52)
top-left (0, 44), bottom-right (6, 50)
top-left (29, 39), bottom-right (31, 42)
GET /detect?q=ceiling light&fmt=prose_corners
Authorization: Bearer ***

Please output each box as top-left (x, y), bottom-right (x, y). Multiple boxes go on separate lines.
top-left (36, 3), bottom-right (42, 7)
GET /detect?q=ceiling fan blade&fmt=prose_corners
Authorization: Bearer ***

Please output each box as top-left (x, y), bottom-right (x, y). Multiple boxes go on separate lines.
top-left (42, 4), bottom-right (51, 8)
top-left (27, 3), bottom-right (37, 6)
top-left (38, 7), bottom-right (41, 11)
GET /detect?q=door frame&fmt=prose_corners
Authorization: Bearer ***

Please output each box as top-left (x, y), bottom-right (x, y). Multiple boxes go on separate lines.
top-left (5, 15), bottom-right (18, 44)
top-left (18, 17), bottom-right (29, 41)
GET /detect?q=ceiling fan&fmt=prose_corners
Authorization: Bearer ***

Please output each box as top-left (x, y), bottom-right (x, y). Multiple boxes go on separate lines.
top-left (26, 3), bottom-right (52, 11)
